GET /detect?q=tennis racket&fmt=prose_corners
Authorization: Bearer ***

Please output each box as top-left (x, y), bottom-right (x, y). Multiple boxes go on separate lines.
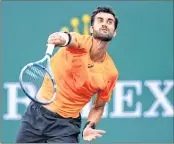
top-left (19, 44), bottom-right (57, 105)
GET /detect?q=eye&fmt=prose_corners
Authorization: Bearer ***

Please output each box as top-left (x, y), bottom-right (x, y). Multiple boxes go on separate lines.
top-left (98, 18), bottom-right (103, 23)
top-left (108, 20), bottom-right (113, 25)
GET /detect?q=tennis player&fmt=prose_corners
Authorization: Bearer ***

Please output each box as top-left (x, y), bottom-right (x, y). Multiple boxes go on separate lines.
top-left (16, 6), bottom-right (119, 143)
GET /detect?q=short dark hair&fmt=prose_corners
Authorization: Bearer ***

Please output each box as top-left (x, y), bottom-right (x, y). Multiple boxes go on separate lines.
top-left (91, 6), bottom-right (119, 30)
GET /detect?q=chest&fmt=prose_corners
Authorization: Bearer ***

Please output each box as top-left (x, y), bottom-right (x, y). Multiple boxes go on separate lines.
top-left (63, 51), bottom-right (110, 91)
top-left (87, 63), bottom-right (109, 91)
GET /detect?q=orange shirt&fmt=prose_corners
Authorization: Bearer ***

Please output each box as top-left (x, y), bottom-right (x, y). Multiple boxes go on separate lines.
top-left (41, 32), bottom-right (119, 118)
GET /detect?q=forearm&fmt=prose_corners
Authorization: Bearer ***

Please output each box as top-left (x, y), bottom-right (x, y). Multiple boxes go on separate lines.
top-left (82, 92), bottom-right (107, 140)
top-left (87, 104), bottom-right (104, 125)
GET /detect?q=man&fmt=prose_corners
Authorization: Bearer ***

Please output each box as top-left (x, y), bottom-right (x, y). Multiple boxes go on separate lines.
top-left (16, 6), bottom-right (119, 143)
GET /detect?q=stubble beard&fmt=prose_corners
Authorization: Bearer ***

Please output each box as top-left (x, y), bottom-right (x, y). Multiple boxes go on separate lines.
top-left (92, 29), bottom-right (113, 42)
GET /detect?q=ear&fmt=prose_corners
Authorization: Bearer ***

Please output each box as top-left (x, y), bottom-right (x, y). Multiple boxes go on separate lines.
top-left (90, 26), bottom-right (93, 34)
top-left (113, 31), bottom-right (116, 37)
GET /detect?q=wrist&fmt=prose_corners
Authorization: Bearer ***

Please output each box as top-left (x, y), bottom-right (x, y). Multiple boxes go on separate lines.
top-left (59, 31), bottom-right (71, 47)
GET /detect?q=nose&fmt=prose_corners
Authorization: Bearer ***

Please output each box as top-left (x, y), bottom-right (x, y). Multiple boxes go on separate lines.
top-left (102, 24), bottom-right (107, 29)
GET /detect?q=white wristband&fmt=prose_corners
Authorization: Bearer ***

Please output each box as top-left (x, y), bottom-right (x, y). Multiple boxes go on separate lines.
top-left (59, 32), bottom-right (69, 47)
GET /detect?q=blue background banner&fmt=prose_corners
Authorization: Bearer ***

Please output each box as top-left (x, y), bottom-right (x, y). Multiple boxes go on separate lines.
top-left (1, 1), bottom-right (173, 143)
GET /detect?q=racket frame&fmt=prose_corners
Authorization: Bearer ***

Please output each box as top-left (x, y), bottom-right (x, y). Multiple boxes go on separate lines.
top-left (19, 45), bottom-right (57, 105)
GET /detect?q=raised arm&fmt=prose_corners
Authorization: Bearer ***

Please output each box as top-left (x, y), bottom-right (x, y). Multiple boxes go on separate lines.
top-left (47, 31), bottom-right (79, 48)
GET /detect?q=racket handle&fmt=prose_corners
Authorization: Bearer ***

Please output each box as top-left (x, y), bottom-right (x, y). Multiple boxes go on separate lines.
top-left (46, 44), bottom-right (55, 56)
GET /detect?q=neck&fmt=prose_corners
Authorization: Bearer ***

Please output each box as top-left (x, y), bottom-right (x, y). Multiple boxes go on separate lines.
top-left (90, 37), bottom-right (109, 63)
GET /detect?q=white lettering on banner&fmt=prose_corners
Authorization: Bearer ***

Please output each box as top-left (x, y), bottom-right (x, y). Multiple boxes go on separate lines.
top-left (2, 80), bottom-right (174, 120)
top-left (144, 80), bottom-right (174, 117)
top-left (110, 81), bottom-right (142, 118)
top-left (3, 83), bottom-right (32, 120)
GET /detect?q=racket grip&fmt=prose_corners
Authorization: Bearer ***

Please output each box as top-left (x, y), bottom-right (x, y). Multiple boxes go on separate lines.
top-left (46, 44), bottom-right (55, 56)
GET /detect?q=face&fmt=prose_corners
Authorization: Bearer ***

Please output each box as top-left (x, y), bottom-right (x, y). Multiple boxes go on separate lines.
top-left (90, 12), bottom-right (116, 41)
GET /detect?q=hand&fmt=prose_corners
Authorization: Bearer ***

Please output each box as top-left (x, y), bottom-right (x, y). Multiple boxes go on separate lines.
top-left (83, 122), bottom-right (106, 142)
top-left (47, 32), bottom-right (66, 46)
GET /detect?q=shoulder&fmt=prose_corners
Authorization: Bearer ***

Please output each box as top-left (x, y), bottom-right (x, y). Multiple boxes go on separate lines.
top-left (70, 32), bottom-right (92, 42)
top-left (70, 32), bottom-right (82, 38)
top-left (70, 32), bottom-right (92, 50)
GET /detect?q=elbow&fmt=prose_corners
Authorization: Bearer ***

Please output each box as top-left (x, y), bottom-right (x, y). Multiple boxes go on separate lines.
top-left (92, 104), bottom-right (105, 111)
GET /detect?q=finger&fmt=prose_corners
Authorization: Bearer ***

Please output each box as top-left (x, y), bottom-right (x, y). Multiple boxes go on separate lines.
top-left (87, 137), bottom-right (92, 142)
top-left (48, 34), bottom-right (55, 39)
top-left (87, 138), bottom-right (92, 142)
top-left (84, 136), bottom-right (93, 142)
top-left (88, 136), bottom-right (96, 142)
top-left (48, 33), bottom-right (59, 39)
top-left (94, 133), bottom-right (102, 138)
top-left (88, 129), bottom-right (105, 134)
top-left (89, 133), bottom-right (102, 139)
top-left (51, 32), bottom-right (59, 36)
top-left (94, 129), bottom-right (106, 134)
top-left (48, 36), bottom-right (58, 41)
top-left (83, 135), bottom-right (96, 141)
top-left (47, 40), bottom-right (54, 44)
top-left (48, 39), bottom-right (61, 45)
top-left (84, 133), bottom-right (102, 142)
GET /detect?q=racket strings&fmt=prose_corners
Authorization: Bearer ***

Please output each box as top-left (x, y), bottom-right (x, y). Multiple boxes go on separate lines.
top-left (22, 65), bottom-right (54, 99)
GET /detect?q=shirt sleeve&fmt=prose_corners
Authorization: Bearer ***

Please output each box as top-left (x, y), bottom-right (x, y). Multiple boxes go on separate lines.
top-left (69, 32), bottom-right (82, 48)
top-left (66, 32), bottom-right (92, 53)
top-left (97, 74), bottom-right (118, 102)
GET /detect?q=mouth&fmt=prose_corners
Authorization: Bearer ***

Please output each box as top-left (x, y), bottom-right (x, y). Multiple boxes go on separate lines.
top-left (100, 29), bottom-right (108, 33)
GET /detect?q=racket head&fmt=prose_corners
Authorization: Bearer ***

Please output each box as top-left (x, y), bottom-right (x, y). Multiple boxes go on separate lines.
top-left (19, 62), bottom-right (56, 105)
